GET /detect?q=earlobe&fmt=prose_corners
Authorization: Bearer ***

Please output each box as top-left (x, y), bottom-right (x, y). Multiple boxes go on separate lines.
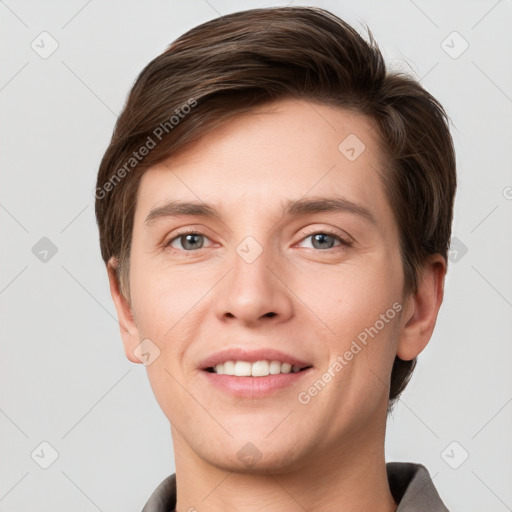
top-left (396, 254), bottom-right (446, 361)
top-left (106, 256), bottom-right (141, 364)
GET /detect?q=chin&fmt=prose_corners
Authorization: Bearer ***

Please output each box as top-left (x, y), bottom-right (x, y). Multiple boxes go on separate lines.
top-left (197, 438), bottom-right (311, 475)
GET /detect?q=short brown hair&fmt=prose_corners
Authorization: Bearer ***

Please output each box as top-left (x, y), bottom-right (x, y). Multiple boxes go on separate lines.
top-left (95, 6), bottom-right (456, 407)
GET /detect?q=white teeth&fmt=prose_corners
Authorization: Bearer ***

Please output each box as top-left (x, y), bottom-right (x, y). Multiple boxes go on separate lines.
top-left (269, 360), bottom-right (282, 374)
top-left (234, 361), bottom-right (252, 376)
top-left (280, 363), bottom-right (292, 374)
top-left (223, 361), bottom-right (235, 374)
top-left (251, 360), bottom-right (270, 377)
top-left (212, 360), bottom-right (305, 377)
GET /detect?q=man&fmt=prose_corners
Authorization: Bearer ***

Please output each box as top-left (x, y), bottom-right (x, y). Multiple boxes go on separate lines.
top-left (95, 6), bottom-right (455, 511)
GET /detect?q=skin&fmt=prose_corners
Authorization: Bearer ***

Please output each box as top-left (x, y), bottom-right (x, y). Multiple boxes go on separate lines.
top-left (108, 98), bottom-right (445, 512)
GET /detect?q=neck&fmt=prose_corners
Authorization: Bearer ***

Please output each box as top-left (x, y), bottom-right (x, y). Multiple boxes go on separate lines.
top-left (172, 420), bottom-right (397, 512)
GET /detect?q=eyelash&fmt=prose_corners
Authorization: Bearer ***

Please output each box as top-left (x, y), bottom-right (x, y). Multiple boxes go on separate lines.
top-left (164, 228), bottom-right (353, 252)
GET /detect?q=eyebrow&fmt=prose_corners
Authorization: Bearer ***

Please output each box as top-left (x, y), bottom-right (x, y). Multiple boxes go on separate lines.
top-left (144, 196), bottom-right (377, 226)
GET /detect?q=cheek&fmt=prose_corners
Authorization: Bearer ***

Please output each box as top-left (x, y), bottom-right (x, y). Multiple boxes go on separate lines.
top-left (130, 262), bottom-right (200, 337)
top-left (303, 258), bottom-right (402, 377)
top-left (299, 255), bottom-right (400, 324)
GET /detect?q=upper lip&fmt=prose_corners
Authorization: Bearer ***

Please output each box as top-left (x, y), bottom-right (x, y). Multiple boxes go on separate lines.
top-left (199, 348), bottom-right (312, 370)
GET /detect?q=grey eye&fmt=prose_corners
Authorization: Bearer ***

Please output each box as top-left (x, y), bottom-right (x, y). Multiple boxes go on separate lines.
top-left (169, 233), bottom-right (207, 250)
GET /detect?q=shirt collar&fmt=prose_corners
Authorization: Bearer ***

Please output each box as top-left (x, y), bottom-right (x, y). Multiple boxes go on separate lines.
top-left (142, 462), bottom-right (450, 512)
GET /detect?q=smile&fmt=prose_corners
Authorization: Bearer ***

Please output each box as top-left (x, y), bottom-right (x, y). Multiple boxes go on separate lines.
top-left (205, 360), bottom-right (312, 377)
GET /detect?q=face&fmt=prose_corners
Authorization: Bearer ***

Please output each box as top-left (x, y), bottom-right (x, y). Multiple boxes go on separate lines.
top-left (119, 98), bottom-right (412, 473)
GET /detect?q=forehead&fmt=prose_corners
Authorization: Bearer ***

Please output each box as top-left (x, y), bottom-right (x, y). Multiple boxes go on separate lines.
top-left (135, 98), bottom-right (389, 222)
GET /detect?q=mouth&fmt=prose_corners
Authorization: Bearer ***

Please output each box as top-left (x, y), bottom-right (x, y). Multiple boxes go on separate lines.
top-left (204, 360), bottom-right (313, 376)
top-left (199, 348), bottom-right (313, 398)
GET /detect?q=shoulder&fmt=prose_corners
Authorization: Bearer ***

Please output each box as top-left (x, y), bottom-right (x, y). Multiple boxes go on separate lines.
top-left (386, 462), bottom-right (450, 511)
top-left (141, 474), bottom-right (176, 512)
top-left (141, 464), bottom-right (450, 512)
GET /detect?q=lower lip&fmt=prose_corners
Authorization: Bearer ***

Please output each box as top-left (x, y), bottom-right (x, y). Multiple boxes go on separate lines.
top-left (202, 369), bottom-right (312, 398)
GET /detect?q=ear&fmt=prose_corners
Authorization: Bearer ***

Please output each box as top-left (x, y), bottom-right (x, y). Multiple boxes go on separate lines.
top-left (396, 254), bottom-right (446, 361)
top-left (107, 256), bottom-right (141, 364)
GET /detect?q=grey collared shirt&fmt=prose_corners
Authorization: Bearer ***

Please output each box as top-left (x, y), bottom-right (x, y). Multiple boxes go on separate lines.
top-left (142, 462), bottom-right (450, 511)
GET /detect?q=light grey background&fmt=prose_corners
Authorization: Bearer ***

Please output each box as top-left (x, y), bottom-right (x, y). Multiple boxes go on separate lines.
top-left (1, 0), bottom-right (511, 510)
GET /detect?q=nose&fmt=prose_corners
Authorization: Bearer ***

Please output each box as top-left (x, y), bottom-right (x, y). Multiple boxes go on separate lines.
top-left (214, 242), bottom-right (294, 327)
